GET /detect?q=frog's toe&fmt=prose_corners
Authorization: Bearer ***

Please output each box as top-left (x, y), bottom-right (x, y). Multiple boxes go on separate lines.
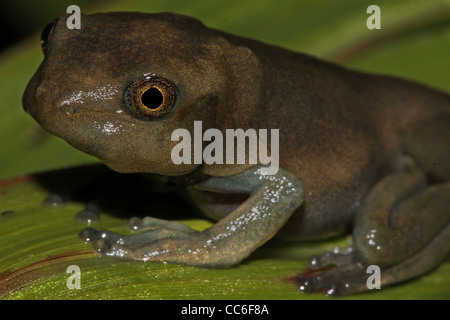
top-left (296, 261), bottom-right (368, 296)
top-left (78, 226), bottom-right (100, 243)
top-left (295, 246), bottom-right (373, 296)
top-left (79, 228), bottom-right (131, 257)
top-left (307, 246), bottom-right (355, 270)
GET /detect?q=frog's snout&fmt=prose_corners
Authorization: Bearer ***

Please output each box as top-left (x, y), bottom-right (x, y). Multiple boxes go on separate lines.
top-left (22, 103), bottom-right (29, 114)
top-left (22, 84), bottom-right (33, 115)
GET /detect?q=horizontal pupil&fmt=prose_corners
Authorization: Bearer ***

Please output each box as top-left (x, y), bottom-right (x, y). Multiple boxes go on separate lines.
top-left (141, 87), bottom-right (163, 110)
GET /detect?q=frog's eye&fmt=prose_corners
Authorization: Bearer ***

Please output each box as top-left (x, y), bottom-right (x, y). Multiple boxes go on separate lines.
top-left (41, 19), bottom-right (57, 54)
top-left (125, 76), bottom-right (178, 120)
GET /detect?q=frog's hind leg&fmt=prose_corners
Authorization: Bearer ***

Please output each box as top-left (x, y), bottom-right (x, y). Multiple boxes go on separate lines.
top-left (380, 218), bottom-right (449, 289)
top-left (354, 178), bottom-right (450, 291)
top-left (402, 114), bottom-right (450, 181)
top-left (296, 165), bottom-right (450, 296)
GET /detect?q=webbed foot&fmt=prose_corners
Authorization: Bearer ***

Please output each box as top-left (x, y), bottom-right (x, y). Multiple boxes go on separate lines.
top-left (295, 246), bottom-right (370, 296)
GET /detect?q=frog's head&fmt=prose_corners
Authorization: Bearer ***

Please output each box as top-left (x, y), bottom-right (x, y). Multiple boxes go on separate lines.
top-left (23, 12), bottom-right (260, 175)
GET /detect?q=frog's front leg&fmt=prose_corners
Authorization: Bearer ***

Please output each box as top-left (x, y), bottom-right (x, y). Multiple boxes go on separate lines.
top-left (80, 166), bottom-right (304, 267)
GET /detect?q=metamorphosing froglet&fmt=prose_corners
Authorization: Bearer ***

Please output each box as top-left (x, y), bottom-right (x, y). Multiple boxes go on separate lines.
top-left (23, 12), bottom-right (449, 296)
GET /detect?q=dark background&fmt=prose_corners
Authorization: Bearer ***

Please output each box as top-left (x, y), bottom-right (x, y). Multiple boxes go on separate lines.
top-left (0, 0), bottom-right (98, 51)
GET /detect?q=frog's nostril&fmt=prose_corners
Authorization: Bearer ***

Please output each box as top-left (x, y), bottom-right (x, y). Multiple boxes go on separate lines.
top-left (36, 85), bottom-right (48, 97)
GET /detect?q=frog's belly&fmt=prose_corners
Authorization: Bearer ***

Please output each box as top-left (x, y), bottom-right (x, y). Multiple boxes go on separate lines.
top-left (187, 188), bottom-right (249, 221)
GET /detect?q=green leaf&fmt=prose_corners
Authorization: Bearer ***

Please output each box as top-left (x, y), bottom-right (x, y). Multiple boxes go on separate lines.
top-left (1, 165), bottom-right (448, 299)
top-left (0, 0), bottom-right (449, 300)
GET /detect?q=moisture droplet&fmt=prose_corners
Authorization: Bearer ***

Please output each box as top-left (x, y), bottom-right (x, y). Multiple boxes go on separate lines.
top-left (43, 193), bottom-right (68, 207)
top-left (75, 203), bottom-right (100, 225)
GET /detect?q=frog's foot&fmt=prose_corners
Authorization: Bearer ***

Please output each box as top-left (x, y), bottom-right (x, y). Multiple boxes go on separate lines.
top-left (79, 226), bottom-right (217, 266)
top-left (295, 246), bottom-right (370, 296)
top-left (79, 217), bottom-right (198, 261)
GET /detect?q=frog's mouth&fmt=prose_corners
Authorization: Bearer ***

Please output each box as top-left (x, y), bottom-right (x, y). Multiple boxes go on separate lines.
top-left (22, 74), bottom-right (200, 176)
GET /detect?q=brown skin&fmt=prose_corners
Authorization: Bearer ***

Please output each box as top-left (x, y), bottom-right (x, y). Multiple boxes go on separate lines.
top-left (23, 12), bottom-right (450, 296)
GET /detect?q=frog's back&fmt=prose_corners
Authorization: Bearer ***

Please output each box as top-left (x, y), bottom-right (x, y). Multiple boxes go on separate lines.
top-left (234, 36), bottom-right (450, 238)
